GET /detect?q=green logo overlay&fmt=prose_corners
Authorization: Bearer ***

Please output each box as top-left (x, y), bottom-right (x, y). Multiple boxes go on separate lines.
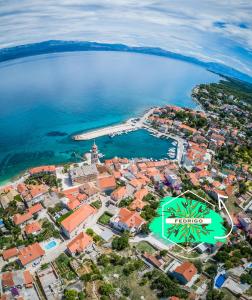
top-left (150, 195), bottom-right (227, 246)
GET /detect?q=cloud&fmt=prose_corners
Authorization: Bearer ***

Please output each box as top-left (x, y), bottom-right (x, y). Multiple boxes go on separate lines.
top-left (0, 0), bottom-right (252, 75)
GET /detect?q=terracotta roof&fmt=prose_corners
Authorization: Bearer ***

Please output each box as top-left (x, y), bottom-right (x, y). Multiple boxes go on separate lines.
top-left (28, 203), bottom-right (43, 214)
top-left (23, 270), bottom-right (33, 287)
top-left (129, 178), bottom-right (143, 189)
top-left (118, 208), bottom-right (145, 229)
top-left (67, 198), bottom-right (81, 210)
top-left (24, 222), bottom-right (41, 235)
top-left (13, 211), bottom-right (33, 225)
top-left (2, 247), bottom-right (19, 261)
top-left (67, 232), bottom-right (92, 254)
top-left (111, 186), bottom-right (127, 201)
top-left (98, 176), bottom-right (116, 190)
top-left (143, 252), bottom-right (162, 268)
top-left (174, 261), bottom-right (197, 282)
top-left (2, 272), bottom-right (14, 287)
top-left (18, 242), bottom-right (45, 266)
top-left (61, 204), bottom-right (96, 234)
top-left (29, 165), bottom-right (56, 175)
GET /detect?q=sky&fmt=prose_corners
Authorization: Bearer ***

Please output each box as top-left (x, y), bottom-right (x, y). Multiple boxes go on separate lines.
top-left (0, 0), bottom-right (252, 76)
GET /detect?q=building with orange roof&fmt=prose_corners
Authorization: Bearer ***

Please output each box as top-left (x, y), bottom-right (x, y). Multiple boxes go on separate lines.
top-left (110, 186), bottom-right (127, 204)
top-left (13, 212), bottom-right (33, 226)
top-left (110, 208), bottom-right (145, 234)
top-left (24, 222), bottom-right (42, 235)
top-left (179, 124), bottom-right (197, 134)
top-left (67, 232), bottom-right (93, 256)
top-left (18, 242), bottom-right (45, 267)
top-left (1, 270), bottom-right (33, 292)
top-left (2, 248), bottom-right (19, 261)
top-left (128, 178), bottom-right (143, 190)
top-left (23, 270), bottom-right (33, 288)
top-left (61, 204), bottom-right (96, 238)
top-left (173, 261), bottom-right (197, 284)
top-left (129, 188), bottom-right (149, 211)
top-left (97, 175), bottom-right (116, 193)
top-left (66, 198), bottom-right (81, 210)
top-left (28, 203), bottom-right (43, 214)
top-left (29, 165), bottom-right (56, 176)
top-left (188, 173), bottom-right (200, 187)
top-left (17, 183), bottom-right (48, 207)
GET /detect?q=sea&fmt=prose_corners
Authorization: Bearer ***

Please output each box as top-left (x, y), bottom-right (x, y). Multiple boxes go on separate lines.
top-left (0, 51), bottom-right (220, 184)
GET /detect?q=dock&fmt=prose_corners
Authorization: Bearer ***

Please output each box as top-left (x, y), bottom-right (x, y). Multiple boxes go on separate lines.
top-left (73, 108), bottom-right (156, 141)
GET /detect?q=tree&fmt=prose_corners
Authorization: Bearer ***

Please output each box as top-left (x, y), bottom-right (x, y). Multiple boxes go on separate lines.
top-left (159, 250), bottom-right (168, 257)
top-left (206, 289), bottom-right (224, 300)
top-left (140, 223), bottom-right (150, 235)
top-left (99, 283), bottom-right (114, 296)
top-left (205, 265), bottom-right (217, 278)
top-left (112, 233), bottom-right (129, 251)
top-left (64, 289), bottom-right (78, 300)
top-left (240, 272), bottom-right (252, 284)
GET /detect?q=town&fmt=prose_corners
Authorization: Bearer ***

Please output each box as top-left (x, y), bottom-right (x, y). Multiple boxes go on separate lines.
top-left (0, 81), bottom-right (251, 300)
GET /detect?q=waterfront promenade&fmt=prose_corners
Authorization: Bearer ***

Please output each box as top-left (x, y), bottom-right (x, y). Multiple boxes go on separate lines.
top-left (73, 108), bottom-right (156, 141)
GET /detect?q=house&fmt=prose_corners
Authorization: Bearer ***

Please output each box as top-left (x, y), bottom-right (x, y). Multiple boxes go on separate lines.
top-left (60, 204), bottom-right (96, 238)
top-left (67, 232), bottom-right (93, 256)
top-left (97, 175), bottom-right (116, 193)
top-left (110, 186), bottom-right (127, 204)
top-left (29, 165), bottom-right (56, 176)
top-left (1, 270), bottom-right (33, 292)
top-left (13, 212), bottom-right (33, 226)
top-left (36, 265), bottom-right (63, 300)
top-left (69, 164), bottom-right (98, 185)
top-left (17, 183), bottom-right (48, 207)
top-left (24, 222), bottom-right (42, 235)
top-left (129, 188), bottom-right (148, 211)
top-left (13, 203), bottom-right (43, 226)
top-left (172, 261), bottom-right (197, 285)
top-left (142, 252), bottom-right (164, 269)
top-left (110, 208), bottom-right (146, 234)
top-left (2, 248), bottom-right (19, 261)
top-left (18, 243), bottom-right (45, 267)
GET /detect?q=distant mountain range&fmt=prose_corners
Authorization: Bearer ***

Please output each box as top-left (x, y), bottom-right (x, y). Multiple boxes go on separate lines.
top-left (0, 40), bottom-right (252, 84)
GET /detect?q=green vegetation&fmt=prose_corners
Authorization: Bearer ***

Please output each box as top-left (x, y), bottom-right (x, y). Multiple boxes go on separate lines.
top-left (64, 289), bottom-right (85, 300)
top-left (55, 253), bottom-right (77, 281)
top-left (26, 219), bottom-right (60, 243)
top-left (133, 241), bottom-right (156, 254)
top-left (214, 242), bottom-right (252, 269)
top-left (25, 173), bottom-right (61, 188)
top-left (90, 200), bottom-right (102, 209)
top-left (112, 232), bottom-right (129, 251)
top-left (85, 228), bottom-right (102, 244)
top-left (56, 211), bottom-right (73, 225)
top-left (144, 269), bottom-right (187, 298)
top-left (98, 212), bottom-right (113, 225)
top-left (118, 197), bottom-right (133, 208)
top-left (241, 270), bottom-right (252, 284)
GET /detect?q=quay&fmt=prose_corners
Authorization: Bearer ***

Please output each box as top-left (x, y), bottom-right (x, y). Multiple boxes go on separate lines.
top-left (73, 108), bottom-right (156, 141)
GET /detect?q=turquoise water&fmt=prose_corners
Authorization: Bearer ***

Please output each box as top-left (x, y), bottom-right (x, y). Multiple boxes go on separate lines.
top-left (0, 51), bottom-right (220, 183)
top-left (44, 240), bottom-right (57, 250)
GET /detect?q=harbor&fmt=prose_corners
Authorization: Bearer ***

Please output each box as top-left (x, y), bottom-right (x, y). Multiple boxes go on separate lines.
top-left (73, 108), bottom-right (156, 141)
top-left (73, 107), bottom-right (186, 164)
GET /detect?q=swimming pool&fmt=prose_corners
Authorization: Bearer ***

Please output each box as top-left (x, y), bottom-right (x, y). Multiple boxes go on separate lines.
top-left (43, 240), bottom-right (58, 250)
top-left (215, 274), bottom-right (226, 288)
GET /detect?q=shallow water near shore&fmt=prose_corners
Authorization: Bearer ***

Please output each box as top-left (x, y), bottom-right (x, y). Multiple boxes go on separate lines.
top-left (0, 51), bottom-right (220, 183)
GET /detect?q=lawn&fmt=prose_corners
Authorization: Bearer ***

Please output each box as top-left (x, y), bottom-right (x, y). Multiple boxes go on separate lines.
top-left (56, 211), bottom-right (73, 225)
top-left (98, 212), bottom-right (113, 225)
top-left (132, 241), bottom-right (156, 254)
top-left (55, 253), bottom-right (77, 281)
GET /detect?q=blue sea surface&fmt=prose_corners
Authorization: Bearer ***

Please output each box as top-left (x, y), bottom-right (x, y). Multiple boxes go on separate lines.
top-left (0, 51), bottom-right (220, 183)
